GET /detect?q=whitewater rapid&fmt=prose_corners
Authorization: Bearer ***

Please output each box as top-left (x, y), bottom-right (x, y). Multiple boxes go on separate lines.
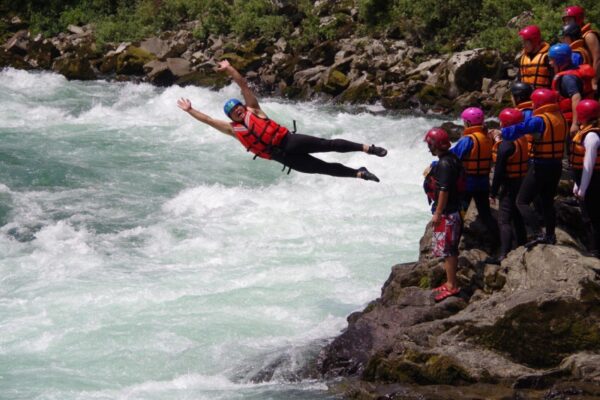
top-left (0, 68), bottom-right (438, 400)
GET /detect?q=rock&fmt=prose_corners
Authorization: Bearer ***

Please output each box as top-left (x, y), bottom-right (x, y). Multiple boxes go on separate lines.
top-left (4, 30), bottom-right (29, 56)
top-left (52, 55), bottom-right (96, 80)
top-left (116, 46), bottom-right (155, 75)
top-left (429, 49), bottom-right (504, 98)
top-left (560, 352), bottom-right (600, 382)
top-left (293, 66), bottom-right (327, 87)
top-left (338, 74), bottom-right (378, 104)
top-left (175, 63), bottom-right (229, 90)
top-left (166, 57), bottom-right (191, 77)
top-left (26, 36), bottom-right (60, 69)
top-left (308, 40), bottom-right (337, 66)
top-left (140, 37), bottom-right (170, 59)
top-left (507, 11), bottom-right (534, 29)
top-left (220, 52), bottom-right (262, 73)
top-left (67, 25), bottom-right (85, 35)
top-left (144, 60), bottom-right (172, 86)
top-left (319, 68), bottom-right (349, 95)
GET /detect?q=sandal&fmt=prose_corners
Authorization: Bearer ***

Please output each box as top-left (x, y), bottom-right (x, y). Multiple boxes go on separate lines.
top-left (434, 286), bottom-right (460, 302)
top-left (432, 283), bottom-right (448, 292)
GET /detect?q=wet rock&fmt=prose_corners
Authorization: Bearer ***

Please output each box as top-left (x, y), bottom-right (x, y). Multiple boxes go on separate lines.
top-left (559, 353), bottom-right (600, 383)
top-left (338, 74), bottom-right (378, 104)
top-left (219, 52), bottom-right (262, 73)
top-left (52, 54), bottom-right (96, 80)
top-left (26, 36), bottom-right (60, 69)
top-left (166, 57), bottom-right (191, 77)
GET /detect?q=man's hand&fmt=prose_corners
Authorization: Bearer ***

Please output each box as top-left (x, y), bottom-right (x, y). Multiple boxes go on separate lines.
top-left (217, 60), bottom-right (232, 73)
top-left (489, 196), bottom-right (496, 206)
top-left (489, 128), bottom-right (502, 143)
top-left (177, 98), bottom-right (192, 112)
top-left (431, 213), bottom-right (442, 227)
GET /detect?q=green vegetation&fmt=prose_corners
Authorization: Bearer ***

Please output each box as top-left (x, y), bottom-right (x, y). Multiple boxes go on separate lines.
top-left (2, 0), bottom-right (600, 56)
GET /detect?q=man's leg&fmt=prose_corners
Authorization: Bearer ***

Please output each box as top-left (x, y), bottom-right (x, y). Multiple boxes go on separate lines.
top-left (281, 133), bottom-right (385, 155)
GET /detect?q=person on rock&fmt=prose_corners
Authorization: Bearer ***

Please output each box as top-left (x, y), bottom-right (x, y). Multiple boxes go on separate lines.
top-left (562, 5), bottom-right (600, 99)
top-left (177, 60), bottom-right (386, 181)
top-left (569, 99), bottom-right (600, 258)
top-left (501, 89), bottom-right (568, 247)
top-left (560, 22), bottom-right (592, 67)
top-left (548, 43), bottom-right (595, 134)
top-left (450, 107), bottom-right (499, 242)
top-left (518, 25), bottom-right (552, 89)
top-left (423, 128), bottom-right (464, 302)
top-left (486, 108), bottom-right (529, 265)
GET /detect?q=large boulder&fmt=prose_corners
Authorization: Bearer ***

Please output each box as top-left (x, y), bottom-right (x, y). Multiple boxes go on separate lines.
top-left (116, 46), bottom-right (155, 75)
top-left (26, 35), bottom-right (60, 69)
top-left (316, 220), bottom-right (600, 390)
top-left (52, 54), bottom-right (96, 80)
top-left (429, 49), bottom-right (504, 98)
top-left (4, 30), bottom-right (29, 56)
top-left (338, 74), bottom-right (378, 104)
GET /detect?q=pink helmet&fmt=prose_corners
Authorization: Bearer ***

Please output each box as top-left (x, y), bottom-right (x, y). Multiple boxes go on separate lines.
top-left (461, 107), bottom-right (485, 125)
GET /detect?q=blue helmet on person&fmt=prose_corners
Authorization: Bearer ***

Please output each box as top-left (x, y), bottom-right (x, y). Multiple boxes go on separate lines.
top-left (548, 43), bottom-right (572, 67)
top-left (224, 98), bottom-right (243, 117)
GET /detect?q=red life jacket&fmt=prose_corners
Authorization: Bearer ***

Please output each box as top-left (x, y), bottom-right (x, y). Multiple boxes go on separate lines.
top-left (551, 65), bottom-right (596, 122)
top-left (231, 111), bottom-right (289, 160)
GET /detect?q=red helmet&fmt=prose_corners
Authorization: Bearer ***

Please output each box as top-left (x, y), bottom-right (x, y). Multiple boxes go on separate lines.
top-left (531, 89), bottom-right (558, 109)
top-left (519, 25), bottom-right (542, 46)
top-left (575, 99), bottom-right (600, 124)
top-left (563, 6), bottom-right (585, 26)
top-left (424, 128), bottom-right (451, 151)
top-left (499, 108), bottom-right (524, 128)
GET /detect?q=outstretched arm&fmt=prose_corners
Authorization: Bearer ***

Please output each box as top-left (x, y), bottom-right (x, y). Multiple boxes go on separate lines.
top-left (177, 98), bottom-right (234, 137)
top-left (217, 60), bottom-right (260, 110)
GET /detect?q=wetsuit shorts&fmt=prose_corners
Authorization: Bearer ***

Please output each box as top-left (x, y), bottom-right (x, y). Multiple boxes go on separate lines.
top-left (432, 212), bottom-right (462, 258)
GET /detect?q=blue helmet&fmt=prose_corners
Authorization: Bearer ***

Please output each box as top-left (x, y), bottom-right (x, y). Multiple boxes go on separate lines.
top-left (224, 98), bottom-right (243, 117)
top-left (548, 43), bottom-right (572, 67)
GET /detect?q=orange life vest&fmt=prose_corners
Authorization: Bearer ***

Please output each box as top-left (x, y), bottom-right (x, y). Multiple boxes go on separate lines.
top-left (462, 126), bottom-right (492, 176)
top-left (569, 125), bottom-right (600, 171)
top-left (519, 43), bottom-right (552, 89)
top-left (571, 39), bottom-right (592, 66)
top-left (551, 65), bottom-right (596, 122)
top-left (531, 103), bottom-right (568, 159)
top-left (231, 111), bottom-right (289, 160)
top-left (492, 136), bottom-right (529, 179)
top-left (582, 23), bottom-right (600, 43)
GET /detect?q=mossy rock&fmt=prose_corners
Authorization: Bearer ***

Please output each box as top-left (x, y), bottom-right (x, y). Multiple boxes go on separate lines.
top-left (477, 300), bottom-right (600, 368)
top-left (176, 71), bottom-right (229, 90)
top-left (219, 52), bottom-right (263, 73)
top-left (116, 46), bottom-right (155, 75)
top-left (320, 69), bottom-right (349, 95)
top-left (338, 79), bottom-right (378, 104)
top-left (423, 355), bottom-right (473, 385)
top-left (416, 84), bottom-right (453, 109)
top-left (52, 56), bottom-right (96, 80)
top-left (362, 354), bottom-right (424, 383)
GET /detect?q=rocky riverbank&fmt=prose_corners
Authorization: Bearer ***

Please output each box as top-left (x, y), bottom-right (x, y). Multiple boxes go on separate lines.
top-left (0, 13), bottom-right (519, 117)
top-left (312, 187), bottom-right (600, 399)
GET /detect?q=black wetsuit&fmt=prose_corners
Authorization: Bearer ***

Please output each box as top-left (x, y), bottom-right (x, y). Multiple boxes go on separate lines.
top-left (433, 152), bottom-right (463, 214)
top-left (490, 141), bottom-right (527, 257)
top-left (271, 133), bottom-right (363, 177)
top-left (517, 159), bottom-right (562, 238)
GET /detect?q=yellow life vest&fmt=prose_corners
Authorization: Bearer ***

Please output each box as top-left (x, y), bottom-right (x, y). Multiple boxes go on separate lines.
top-left (492, 136), bottom-right (529, 179)
top-left (569, 125), bottom-right (600, 170)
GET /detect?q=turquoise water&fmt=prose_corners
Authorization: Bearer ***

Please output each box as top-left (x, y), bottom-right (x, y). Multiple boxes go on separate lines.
top-left (0, 68), bottom-right (435, 400)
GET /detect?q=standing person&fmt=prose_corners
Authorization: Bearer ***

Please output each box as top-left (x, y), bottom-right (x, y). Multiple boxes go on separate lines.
top-left (501, 89), bottom-right (568, 247)
top-left (450, 107), bottom-right (499, 240)
top-left (560, 22), bottom-right (592, 67)
top-left (511, 82), bottom-right (534, 116)
top-left (569, 99), bottom-right (600, 257)
top-left (177, 60), bottom-right (386, 181)
top-left (549, 43), bottom-right (595, 134)
top-left (562, 5), bottom-right (600, 98)
top-left (487, 108), bottom-right (529, 264)
top-left (423, 128), bottom-right (463, 302)
top-left (518, 25), bottom-right (552, 89)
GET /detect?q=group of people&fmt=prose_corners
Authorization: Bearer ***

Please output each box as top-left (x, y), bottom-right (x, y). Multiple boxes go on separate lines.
top-left (177, 5), bottom-right (600, 303)
top-left (427, 5), bottom-right (600, 301)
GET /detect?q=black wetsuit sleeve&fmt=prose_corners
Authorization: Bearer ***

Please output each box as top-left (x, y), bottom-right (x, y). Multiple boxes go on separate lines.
top-left (560, 75), bottom-right (583, 98)
top-left (436, 157), bottom-right (456, 192)
top-left (490, 141), bottom-right (515, 198)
